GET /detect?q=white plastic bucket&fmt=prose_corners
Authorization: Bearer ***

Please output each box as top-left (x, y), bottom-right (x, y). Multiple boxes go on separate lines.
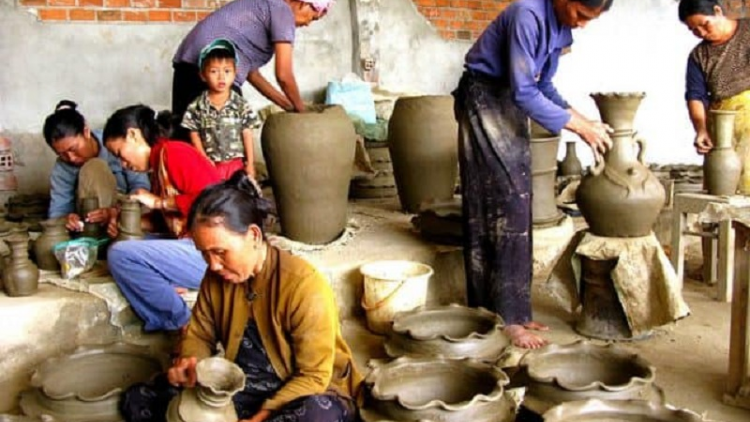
top-left (360, 260), bottom-right (434, 334)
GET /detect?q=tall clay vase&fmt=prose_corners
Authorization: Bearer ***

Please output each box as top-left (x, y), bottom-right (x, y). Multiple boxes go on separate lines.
top-left (388, 96), bottom-right (458, 213)
top-left (116, 198), bottom-right (145, 242)
top-left (80, 197), bottom-right (103, 238)
top-left (531, 131), bottom-right (563, 226)
top-left (559, 141), bottom-right (583, 176)
top-left (3, 235), bottom-right (40, 297)
top-left (704, 110), bottom-right (741, 196)
top-left (590, 92), bottom-right (646, 131)
top-left (576, 130), bottom-right (665, 237)
top-left (34, 218), bottom-right (70, 271)
top-left (166, 357), bottom-right (246, 422)
top-left (261, 105), bottom-right (356, 244)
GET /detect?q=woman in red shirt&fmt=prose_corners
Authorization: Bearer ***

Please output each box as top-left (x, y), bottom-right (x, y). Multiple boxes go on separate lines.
top-left (102, 105), bottom-right (222, 332)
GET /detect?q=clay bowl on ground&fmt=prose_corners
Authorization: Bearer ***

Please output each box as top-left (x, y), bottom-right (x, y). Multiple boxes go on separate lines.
top-left (517, 340), bottom-right (658, 415)
top-left (384, 304), bottom-right (509, 362)
top-left (21, 343), bottom-right (167, 422)
top-left (542, 399), bottom-right (706, 422)
top-left (365, 356), bottom-right (515, 422)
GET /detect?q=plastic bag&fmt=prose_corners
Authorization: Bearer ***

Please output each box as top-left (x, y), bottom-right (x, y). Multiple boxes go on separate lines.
top-left (325, 73), bottom-right (377, 124)
top-left (53, 237), bottom-right (108, 279)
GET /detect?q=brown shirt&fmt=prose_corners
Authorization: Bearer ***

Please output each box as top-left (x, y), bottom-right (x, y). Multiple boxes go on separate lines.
top-left (180, 244), bottom-right (363, 411)
top-left (691, 19), bottom-right (750, 101)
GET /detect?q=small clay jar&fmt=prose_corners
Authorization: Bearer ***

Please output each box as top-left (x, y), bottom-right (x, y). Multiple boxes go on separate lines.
top-left (116, 198), bottom-right (145, 242)
top-left (34, 218), bottom-right (70, 271)
top-left (3, 235), bottom-right (40, 297)
top-left (559, 141), bottom-right (583, 176)
top-left (80, 197), bottom-right (104, 238)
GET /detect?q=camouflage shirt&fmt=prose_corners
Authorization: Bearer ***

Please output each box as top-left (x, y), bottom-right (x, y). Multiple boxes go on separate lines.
top-left (181, 90), bottom-right (259, 162)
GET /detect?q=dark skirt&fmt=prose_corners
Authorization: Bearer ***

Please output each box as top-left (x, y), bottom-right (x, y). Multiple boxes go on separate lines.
top-left (452, 70), bottom-right (533, 325)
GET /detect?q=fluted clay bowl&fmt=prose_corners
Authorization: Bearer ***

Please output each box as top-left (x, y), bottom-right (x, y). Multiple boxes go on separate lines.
top-left (542, 399), bottom-right (705, 422)
top-left (518, 340), bottom-right (658, 414)
top-left (384, 304), bottom-right (509, 361)
top-left (196, 356), bottom-right (246, 397)
top-left (589, 91), bottom-right (646, 132)
top-left (21, 343), bottom-right (166, 422)
top-left (365, 356), bottom-right (515, 422)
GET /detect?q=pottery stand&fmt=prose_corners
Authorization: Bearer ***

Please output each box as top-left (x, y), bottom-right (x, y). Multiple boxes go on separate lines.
top-left (725, 221), bottom-right (750, 410)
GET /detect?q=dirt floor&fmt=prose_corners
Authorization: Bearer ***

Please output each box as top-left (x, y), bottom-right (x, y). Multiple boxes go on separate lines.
top-left (343, 231), bottom-right (750, 422)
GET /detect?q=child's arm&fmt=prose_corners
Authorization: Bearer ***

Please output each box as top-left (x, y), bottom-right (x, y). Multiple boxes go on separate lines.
top-left (189, 131), bottom-right (210, 160)
top-left (242, 128), bottom-right (255, 178)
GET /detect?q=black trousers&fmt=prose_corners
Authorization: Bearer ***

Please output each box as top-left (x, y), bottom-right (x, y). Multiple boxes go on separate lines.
top-left (453, 71), bottom-right (533, 325)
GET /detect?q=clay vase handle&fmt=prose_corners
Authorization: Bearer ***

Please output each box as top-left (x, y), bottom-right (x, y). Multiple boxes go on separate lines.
top-left (589, 151), bottom-right (606, 176)
top-left (634, 132), bottom-right (648, 164)
top-left (648, 383), bottom-right (667, 405)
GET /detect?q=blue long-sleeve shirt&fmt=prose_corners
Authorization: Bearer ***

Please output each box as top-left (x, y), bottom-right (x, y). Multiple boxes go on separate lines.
top-left (48, 130), bottom-right (151, 218)
top-left (685, 56), bottom-right (709, 104)
top-left (464, 0), bottom-right (573, 134)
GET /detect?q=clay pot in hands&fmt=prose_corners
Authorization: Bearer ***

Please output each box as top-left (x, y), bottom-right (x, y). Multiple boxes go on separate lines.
top-left (704, 110), bottom-right (741, 196)
top-left (261, 105), bottom-right (356, 244)
top-left (33, 217), bottom-right (70, 271)
top-left (116, 198), bottom-right (145, 242)
top-left (3, 235), bottom-right (39, 297)
top-left (166, 357), bottom-right (246, 422)
top-left (80, 197), bottom-right (104, 238)
top-left (388, 95), bottom-right (458, 213)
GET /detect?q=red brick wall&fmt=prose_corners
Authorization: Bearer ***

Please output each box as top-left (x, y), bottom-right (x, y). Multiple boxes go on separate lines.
top-left (20, 0), bottom-right (230, 23)
top-left (413, 0), bottom-right (512, 40)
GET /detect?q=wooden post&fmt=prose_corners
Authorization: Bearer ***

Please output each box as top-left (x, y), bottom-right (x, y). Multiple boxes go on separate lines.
top-left (724, 221), bottom-right (750, 409)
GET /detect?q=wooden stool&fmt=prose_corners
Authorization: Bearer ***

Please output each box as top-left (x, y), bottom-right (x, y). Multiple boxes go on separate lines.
top-left (725, 221), bottom-right (750, 409)
top-left (670, 192), bottom-right (748, 302)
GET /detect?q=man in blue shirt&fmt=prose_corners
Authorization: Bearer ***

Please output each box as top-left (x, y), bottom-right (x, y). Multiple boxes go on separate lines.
top-left (454, 0), bottom-right (614, 349)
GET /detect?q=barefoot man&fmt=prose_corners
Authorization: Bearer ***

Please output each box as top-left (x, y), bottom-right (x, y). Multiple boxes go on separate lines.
top-left (453, 0), bottom-right (614, 348)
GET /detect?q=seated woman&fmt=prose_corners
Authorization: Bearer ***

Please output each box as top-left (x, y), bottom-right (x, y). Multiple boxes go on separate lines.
top-left (123, 172), bottom-right (362, 422)
top-left (102, 104), bottom-right (222, 331)
top-left (43, 100), bottom-right (150, 230)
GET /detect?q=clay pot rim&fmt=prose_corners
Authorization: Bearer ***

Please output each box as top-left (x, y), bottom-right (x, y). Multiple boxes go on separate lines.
top-left (590, 91), bottom-right (646, 99)
top-left (365, 356), bottom-right (509, 411)
top-left (530, 135), bottom-right (561, 143)
top-left (541, 398), bottom-right (706, 422)
top-left (708, 109), bottom-right (739, 116)
top-left (30, 343), bottom-right (168, 402)
top-left (390, 304), bottom-right (505, 342)
top-left (196, 356), bottom-right (247, 396)
top-left (519, 340), bottom-right (656, 392)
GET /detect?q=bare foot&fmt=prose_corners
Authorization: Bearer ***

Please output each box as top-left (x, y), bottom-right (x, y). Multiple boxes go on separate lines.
top-left (174, 287), bottom-right (188, 295)
top-left (505, 324), bottom-right (548, 349)
top-left (523, 321), bottom-right (549, 331)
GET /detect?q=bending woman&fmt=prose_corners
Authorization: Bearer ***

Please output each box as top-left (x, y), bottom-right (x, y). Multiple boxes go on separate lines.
top-left (123, 172), bottom-right (362, 422)
top-left (102, 105), bottom-right (222, 331)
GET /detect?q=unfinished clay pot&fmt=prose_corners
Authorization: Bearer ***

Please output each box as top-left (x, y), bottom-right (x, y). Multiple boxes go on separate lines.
top-left (80, 197), bottom-right (103, 238)
top-left (704, 110), bottom-right (741, 196)
top-left (351, 142), bottom-right (398, 199)
top-left (20, 343), bottom-right (166, 422)
top-left (576, 130), bottom-right (665, 237)
top-left (411, 197), bottom-right (463, 245)
top-left (116, 198), bottom-right (144, 242)
top-left (590, 92), bottom-right (646, 132)
top-left (166, 357), bottom-right (246, 422)
top-left (261, 105), bottom-right (356, 244)
top-left (559, 141), bottom-right (583, 177)
top-left (34, 218), bottom-right (70, 271)
top-left (388, 95), bottom-right (458, 213)
top-left (531, 132), bottom-right (563, 226)
top-left (542, 399), bottom-right (705, 422)
top-left (384, 304), bottom-right (509, 362)
top-left (3, 235), bottom-right (39, 297)
top-left (365, 356), bottom-right (515, 422)
top-left (517, 340), bottom-right (658, 415)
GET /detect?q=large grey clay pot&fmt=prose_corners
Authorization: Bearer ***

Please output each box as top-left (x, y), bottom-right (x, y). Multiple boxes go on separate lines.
top-left (590, 92), bottom-right (645, 132)
top-left (20, 343), bottom-right (166, 422)
top-left (33, 217), bottom-right (69, 271)
top-left (3, 235), bottom-right (39, 297)
top-left (384, 304), bottom-right (509, 362)
top-left (542, 399), bottom-right (705, 422)
top-left (365, 356), bottom-right (515, 422)
top-left (388, 95), bottom-right (458, 213)
top-left (517, 341), bottom-right (659, 415)
top-left (704, 110), bottom-right (741, 196)
top-left (531, 129), bottom-right (563, 226)
top-left (261, 105), bottom-right (356, 244)
top-left (166, 357), bottom-right (246, 422)
top-left (576, 130), bottom-right (665, 237)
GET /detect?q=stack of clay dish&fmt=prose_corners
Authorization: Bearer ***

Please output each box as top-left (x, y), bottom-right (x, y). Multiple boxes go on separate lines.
top-left (542, 398), bottom-right (705, 422)
top-left (517, 340), bottom-right (659, 415)
top-left (363, 356), bottom-right (515, 422)
top-left (20, 343), bottom-right (166, 422)
top-left (384, 304), bottom-right (508, 362)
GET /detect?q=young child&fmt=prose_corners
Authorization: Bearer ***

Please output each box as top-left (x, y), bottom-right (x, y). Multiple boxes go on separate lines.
top-left (181, 38), bottom-right (259, 180)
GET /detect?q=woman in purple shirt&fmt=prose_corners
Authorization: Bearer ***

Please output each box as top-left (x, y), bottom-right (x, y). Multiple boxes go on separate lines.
top-left (453, 0), bottom-right (613, 349)
top-left (172, 0), bottom-right (333, 122)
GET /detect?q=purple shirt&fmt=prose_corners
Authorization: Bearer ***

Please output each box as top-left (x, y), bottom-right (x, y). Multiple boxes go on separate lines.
top-left (465, 0), bottom-right (572, 133)
top-left (173, 0), bottom-right (296, 87)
